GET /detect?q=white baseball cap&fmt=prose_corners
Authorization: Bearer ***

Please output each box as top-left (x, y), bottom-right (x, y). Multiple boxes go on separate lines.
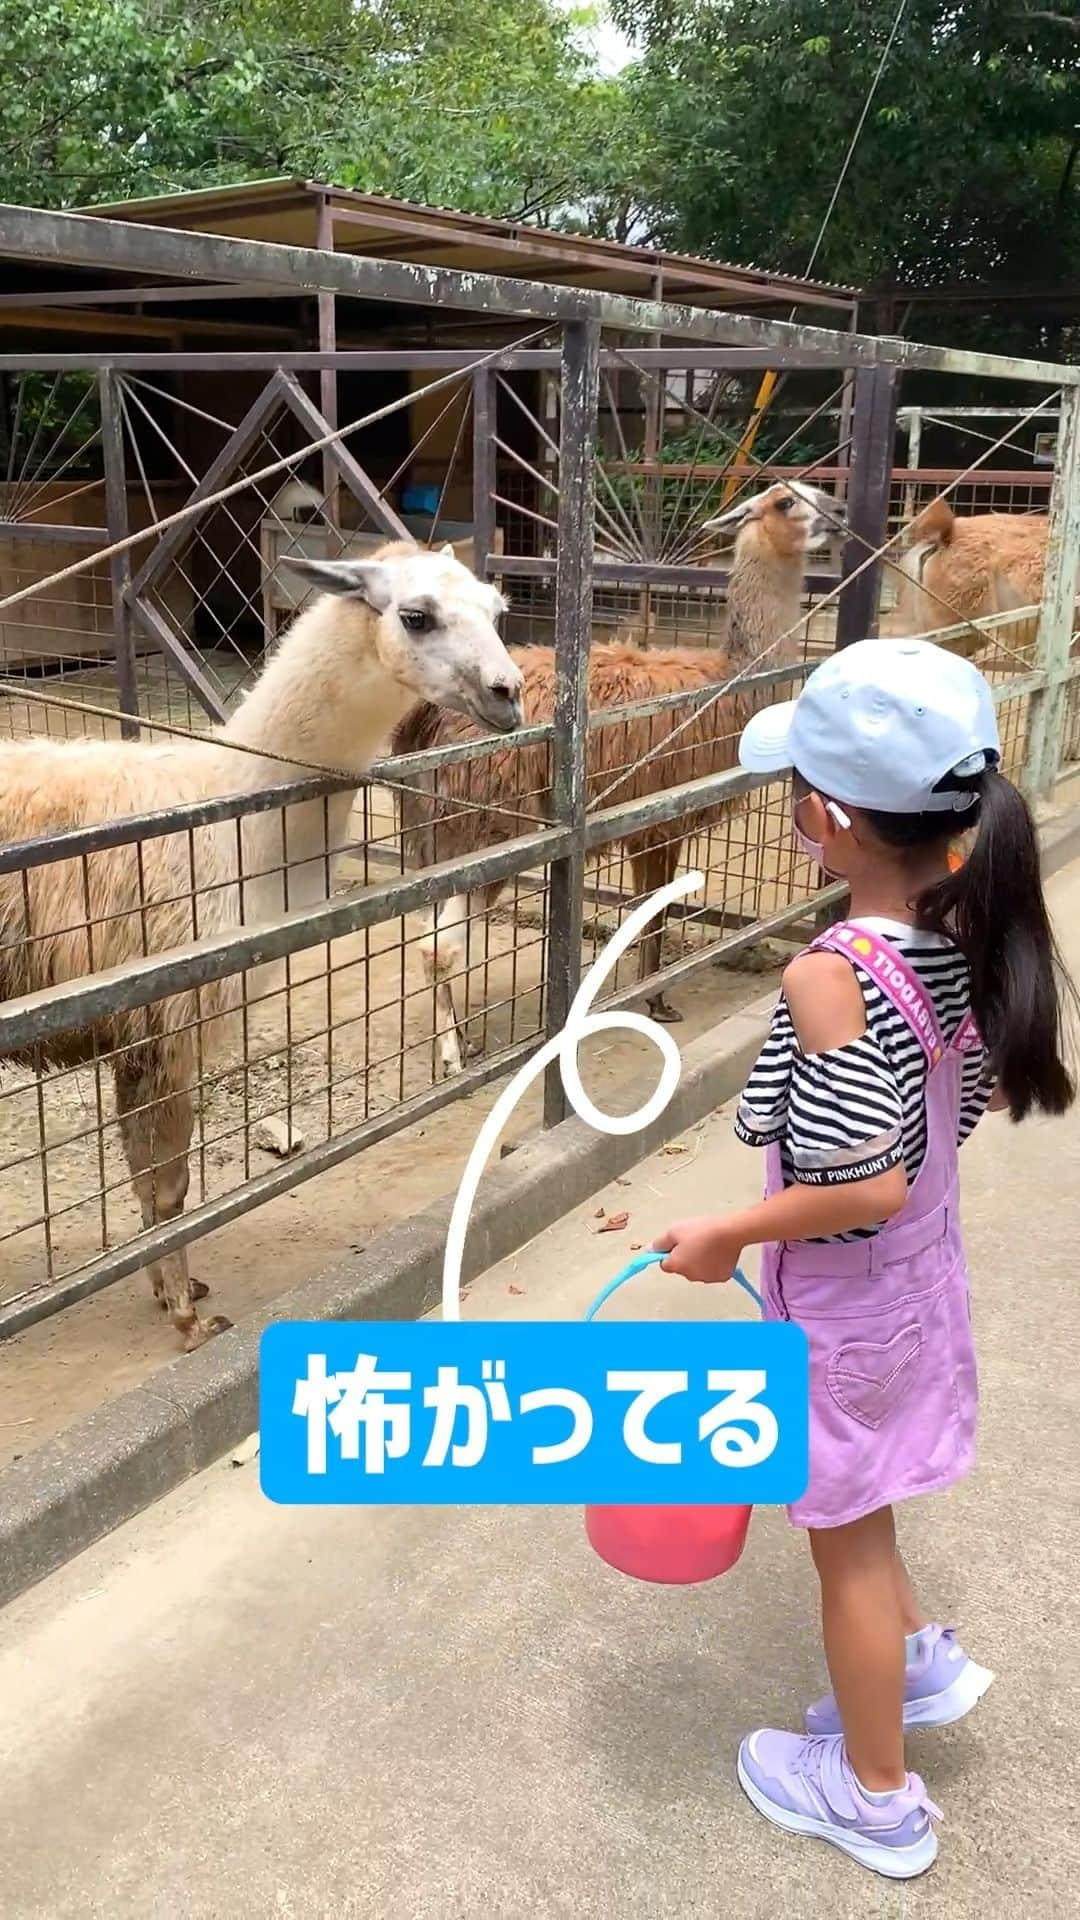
top-left (739, 639), bottom-right (1000, 814)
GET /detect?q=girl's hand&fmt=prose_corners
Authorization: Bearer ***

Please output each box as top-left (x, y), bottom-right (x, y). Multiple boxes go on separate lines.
top-left (652, 1216), bottom-right (744, 1285)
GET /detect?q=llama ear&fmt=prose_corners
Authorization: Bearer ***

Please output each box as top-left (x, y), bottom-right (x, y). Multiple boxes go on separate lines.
top-left (438, 541), bottom-right (456, 558)
top-left (284, 556), bottom-right (393, 612)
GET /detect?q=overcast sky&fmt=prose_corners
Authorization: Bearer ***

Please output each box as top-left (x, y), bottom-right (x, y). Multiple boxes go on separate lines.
top-left (565, 5), bottom-right (636, 76)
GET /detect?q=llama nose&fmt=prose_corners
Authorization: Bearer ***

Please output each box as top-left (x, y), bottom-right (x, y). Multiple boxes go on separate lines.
top-left (497, 679), bottom-right (523, 718)
top-left (488, 678), bottom-right (523, 729)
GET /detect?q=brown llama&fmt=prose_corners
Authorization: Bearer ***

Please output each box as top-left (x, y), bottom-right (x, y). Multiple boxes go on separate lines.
top-left (896, 498), bottom-right (1080, 657)
top-left (392, 645), bottom-right (761, 1077)
top-left (702, 479), bottom-right (843, 662)
top-left (391, 481), bottom-right (841, 1076)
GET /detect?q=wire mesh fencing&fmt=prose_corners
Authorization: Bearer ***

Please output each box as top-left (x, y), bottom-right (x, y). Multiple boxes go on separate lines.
top-left (0, 330), bottom-right (1078, 1344)
top-left (0, 768), bottom-right (567, 1333)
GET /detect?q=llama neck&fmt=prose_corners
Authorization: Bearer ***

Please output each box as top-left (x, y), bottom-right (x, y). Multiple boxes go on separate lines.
top-left (221, 600), bottom-right (412, 784)
top-left (727, 547), bottom-right (805, 669)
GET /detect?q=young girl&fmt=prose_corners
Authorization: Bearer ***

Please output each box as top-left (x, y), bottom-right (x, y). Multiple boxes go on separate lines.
top-left (654, 637), bottom-right (1075, 1881)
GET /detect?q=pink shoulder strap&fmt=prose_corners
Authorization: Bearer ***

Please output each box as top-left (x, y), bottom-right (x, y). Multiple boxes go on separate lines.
top-left (811, 921), bottom-right (956, 1068)
top-left (950, 1008), bottom-right (983, 1055)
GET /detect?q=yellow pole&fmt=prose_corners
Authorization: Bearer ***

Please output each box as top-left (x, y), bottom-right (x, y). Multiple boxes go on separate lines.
top-left (720, 369), bottom-right (779, 505)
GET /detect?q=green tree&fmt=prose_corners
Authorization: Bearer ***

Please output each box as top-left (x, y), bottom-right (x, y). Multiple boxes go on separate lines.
top-left (0, 0), bottom-right (624, 219)
top-left (612, 0), bottom-right (1080, 294)
top-left (7, 0), bottom-right (1079, 353)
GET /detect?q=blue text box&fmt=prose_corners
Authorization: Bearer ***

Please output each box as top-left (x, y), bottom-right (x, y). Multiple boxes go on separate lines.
top-left (260, 1320), bottom-right (808, 1506)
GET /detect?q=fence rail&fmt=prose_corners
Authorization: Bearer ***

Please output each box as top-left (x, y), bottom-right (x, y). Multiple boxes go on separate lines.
top-left (0, 296), bottom-right (1076, 1346)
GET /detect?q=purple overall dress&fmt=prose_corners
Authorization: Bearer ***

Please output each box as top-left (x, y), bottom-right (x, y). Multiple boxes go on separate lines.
top-left (758, 921), bottom-right (982, 1531)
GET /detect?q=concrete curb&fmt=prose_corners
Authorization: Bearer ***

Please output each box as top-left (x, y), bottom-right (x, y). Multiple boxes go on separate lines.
top-left (5, 796), bottom-right (1080, 1612)
top-left (0, 986), bottom-right (776, 1610)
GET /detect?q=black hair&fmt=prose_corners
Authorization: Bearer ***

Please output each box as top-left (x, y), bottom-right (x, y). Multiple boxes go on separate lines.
top-left (861, 767), bottom-right (1076, 1121)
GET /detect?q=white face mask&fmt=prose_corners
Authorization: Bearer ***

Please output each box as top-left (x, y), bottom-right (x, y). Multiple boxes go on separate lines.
top-left (791, 794), bottom-right (851, 875)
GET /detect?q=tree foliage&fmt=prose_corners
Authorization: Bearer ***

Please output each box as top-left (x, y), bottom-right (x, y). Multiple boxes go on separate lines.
top-left (611, 0), bottom-right (1080, 294)
top-left (0, 0), bottom-right (623, 220)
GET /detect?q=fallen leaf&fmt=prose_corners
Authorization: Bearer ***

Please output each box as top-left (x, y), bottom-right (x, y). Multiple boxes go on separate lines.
top-left (614, 1177), bottom-right (631, 1187)
top-left (661, 1143), bottom-right (688, 1156)
top-left (629, 1242), bottom-right (643, 1251)
top-left (508, 1283), bottom-right (526, 1296)
top-left (598, 1210), bottom-right (629, 1233)
top-left (594, 1206), bottom-right (606, 1219)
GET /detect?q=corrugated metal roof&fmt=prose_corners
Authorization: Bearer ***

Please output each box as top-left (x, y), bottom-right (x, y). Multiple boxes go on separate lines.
top-left (82, 175), bottom-right (859, 308)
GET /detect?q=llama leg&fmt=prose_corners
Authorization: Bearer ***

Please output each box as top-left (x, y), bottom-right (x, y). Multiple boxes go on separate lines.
top-left (632, 843), bottom-right (683, 1023)
top-left (114, 1063), bottom-right (181, 1305)
top-left (419, 895), bottom-right (469, 1077)
top-left (114, 1053), bottom-right (230, 1349)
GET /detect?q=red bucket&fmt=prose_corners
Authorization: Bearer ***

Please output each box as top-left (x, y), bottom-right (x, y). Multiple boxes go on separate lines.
top-left (582, 1250), bottom-right (760, 1587)
top-left (585, 1499), bottom-right (751, 1585)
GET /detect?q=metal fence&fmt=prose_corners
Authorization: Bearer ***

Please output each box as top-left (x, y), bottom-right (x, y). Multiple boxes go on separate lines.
top-left (1, 216), bottom-right (1079, 1345)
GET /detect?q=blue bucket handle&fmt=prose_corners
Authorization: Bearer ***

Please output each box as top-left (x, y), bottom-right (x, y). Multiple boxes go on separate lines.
top-left (584, 1247), bottom-right (762, 1323)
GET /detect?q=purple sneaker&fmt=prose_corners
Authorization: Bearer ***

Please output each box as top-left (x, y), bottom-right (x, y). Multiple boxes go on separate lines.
top-left (806, 1625), bottom-right (994, 1736)
top-left (737, 1729), bottom-right (940, 1879)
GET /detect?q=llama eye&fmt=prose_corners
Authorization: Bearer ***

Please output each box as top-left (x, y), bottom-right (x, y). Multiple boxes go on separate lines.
top-left (400, 608), bottom-right (434, 635)
top-left (775, 495), bottom-right (794, 513)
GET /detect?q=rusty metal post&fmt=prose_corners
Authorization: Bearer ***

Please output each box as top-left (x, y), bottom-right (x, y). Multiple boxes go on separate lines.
top-left (99, 368), bottom-right (140, 736)
top-left (836, 364), bottom-right (899, 649)
top-left (901, 407), bottom-right (923, 525)
top-left (835, 372), bottom-right (855, 505)
top-left (1024, 383), bottom-right (1080, 794)
top-left (315, 194), bottom-right (340, 531)
top-left (638, 269), bottom-right (664, 637)
top-left (472, 364), bottom-right (496, 577)
top-left (832, 302), bottom-right (860, 510)
top-left (543, 319), bottom-right (600, 1127)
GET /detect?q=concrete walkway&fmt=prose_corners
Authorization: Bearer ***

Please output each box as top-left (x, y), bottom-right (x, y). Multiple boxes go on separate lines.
top-left (4, 866), bottom-right (1080, 1918)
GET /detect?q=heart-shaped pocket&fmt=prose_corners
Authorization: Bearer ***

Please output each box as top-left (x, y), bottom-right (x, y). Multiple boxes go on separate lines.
top-left (826, 1324), bottom-right (922, 1430)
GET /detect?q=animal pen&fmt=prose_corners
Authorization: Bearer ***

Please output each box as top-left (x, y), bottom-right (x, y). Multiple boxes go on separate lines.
top-left (0, 202), bottom-right (1078, 1359)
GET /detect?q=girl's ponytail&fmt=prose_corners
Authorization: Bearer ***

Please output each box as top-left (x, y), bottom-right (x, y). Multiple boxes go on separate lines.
top-left (914, 770), bottom-right (1075, 1120)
